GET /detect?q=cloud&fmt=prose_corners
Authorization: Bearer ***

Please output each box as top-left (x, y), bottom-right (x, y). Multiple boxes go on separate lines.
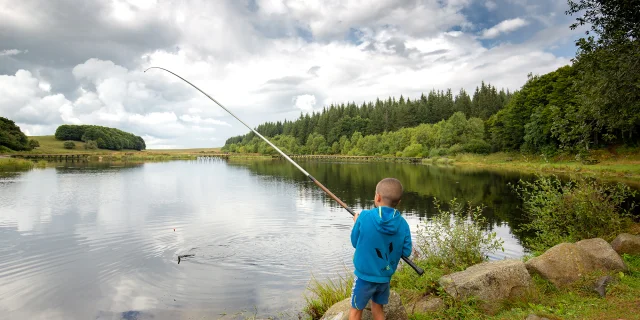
top-left (0, 49), bottom-right (26, 56)
top-left (485, 1), bottom-right (497, 11)
top-left (293, 94), bottom-right (317, 112)
top-left (480, 18), bottom-right (529, 39)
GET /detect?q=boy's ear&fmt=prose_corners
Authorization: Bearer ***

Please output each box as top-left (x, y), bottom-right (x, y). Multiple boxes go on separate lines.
top-left (375, 193), bottom-right (381, 202)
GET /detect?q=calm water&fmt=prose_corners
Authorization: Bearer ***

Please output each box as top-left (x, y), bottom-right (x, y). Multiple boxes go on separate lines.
top-left (0, 159), bottom-right (553, 319)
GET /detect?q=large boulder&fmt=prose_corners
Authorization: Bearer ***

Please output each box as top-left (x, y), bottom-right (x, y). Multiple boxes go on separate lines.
top-left (525, 243), bottom-right (596, 287)
top-left (611, 233), bottom-right (640, 255)
top-left (438, 259), bottom-right (532, 302)
top-left (525, 240), bottom-right (627, 288)
top-left (320, 290), bottom-right (408, 320)
top-left (575, 238), bottom-right (627, 272)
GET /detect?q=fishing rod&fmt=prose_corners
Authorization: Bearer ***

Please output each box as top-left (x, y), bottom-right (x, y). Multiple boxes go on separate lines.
top-left (145, 67), bottom-right (424, 276)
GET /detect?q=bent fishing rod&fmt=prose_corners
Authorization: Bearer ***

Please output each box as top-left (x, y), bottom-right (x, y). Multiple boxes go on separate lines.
top-left (145, 67), bottom-right (424, 276)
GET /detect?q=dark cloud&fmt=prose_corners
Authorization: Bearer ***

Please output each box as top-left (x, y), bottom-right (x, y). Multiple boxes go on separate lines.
top-left (0, 0), bottom-right (180, 73)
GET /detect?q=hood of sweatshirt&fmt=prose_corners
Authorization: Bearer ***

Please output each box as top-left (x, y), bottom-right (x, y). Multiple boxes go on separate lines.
top-left (370, 206), bottom-right (402, 235)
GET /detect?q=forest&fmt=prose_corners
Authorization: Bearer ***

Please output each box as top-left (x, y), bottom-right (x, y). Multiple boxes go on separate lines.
top-left (222, 0), bottom-right (639, 158)
top-left (55, 125), bottom-right (146, 151)
top-left (0, 117), bottom-right (39, 152)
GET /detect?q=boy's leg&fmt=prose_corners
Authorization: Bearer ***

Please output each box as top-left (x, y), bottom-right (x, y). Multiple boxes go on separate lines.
top-left (370, 301), bottom-right (384, 320)
top-left (370, 282), bottom-right (390, 320)
top-left (350, 276), bottom-right (375, 320)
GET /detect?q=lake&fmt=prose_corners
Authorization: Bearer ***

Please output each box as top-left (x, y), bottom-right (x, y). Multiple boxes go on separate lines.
top-left (0, 159), bottom-right (555, 319)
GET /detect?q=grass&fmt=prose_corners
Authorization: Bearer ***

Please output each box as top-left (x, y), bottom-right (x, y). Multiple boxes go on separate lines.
top-left (453, 148), bottom-right (640, 184)
top-left (0, 158), bottom-right (36, 171)
top-left (303, 272), bottom-right (354, 320)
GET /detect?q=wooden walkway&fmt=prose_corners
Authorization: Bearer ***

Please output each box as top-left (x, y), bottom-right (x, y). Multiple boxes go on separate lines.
top-left (10, 153), bottom-right (91, 161)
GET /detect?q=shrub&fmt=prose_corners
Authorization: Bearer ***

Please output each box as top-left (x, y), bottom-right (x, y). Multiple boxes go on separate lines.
top-left (28, 139), bottom-right (40, 149)
top-left (303, 272), bottom-right (354, 320)
top-left (402, 143), bottom-right (424, 157)
top-left (429, 148), bottom-right (448, 158)
top-left (512, 175), bottom-right (637, 252)
top-left (415, 198), bottom-right (504, 271)
top-left (84, 140), bottom-right (98, 150)
top-left (447, 143), bottom-right (464, 155)
top-left (63, 141), bottom-right (76, 149)
top-left (463, 139), bottom-right (491, 154)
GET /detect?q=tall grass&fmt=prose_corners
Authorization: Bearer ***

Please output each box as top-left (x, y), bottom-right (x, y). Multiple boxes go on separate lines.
top-left (303, 272), bottom-right (354, 320)
top-left (0, 158), bottom-right (35, 172)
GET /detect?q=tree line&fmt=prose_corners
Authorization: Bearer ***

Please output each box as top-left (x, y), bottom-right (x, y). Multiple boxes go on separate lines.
top-left (223, 0), bottom-right (639, 157)
top-left (0, 117), bottom-right (39, 151)
top-left (55, 125), bottom-right (146, 151)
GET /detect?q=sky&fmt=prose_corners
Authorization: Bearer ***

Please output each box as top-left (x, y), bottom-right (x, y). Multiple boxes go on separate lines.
top-left (0, 0), bottom-right (586, 149)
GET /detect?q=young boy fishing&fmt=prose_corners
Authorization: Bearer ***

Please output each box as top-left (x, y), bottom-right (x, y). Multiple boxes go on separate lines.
top-left (350, 178), bottom-right (412, 320)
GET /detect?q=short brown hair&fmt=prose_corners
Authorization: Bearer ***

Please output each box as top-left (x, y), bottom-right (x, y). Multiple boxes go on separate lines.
top-left (376, 178), bottom-right (403, 207)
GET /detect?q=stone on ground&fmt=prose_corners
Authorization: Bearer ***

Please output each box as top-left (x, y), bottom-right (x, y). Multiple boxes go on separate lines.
top-left (525, 314), bottom-right (550, 320)
top-left (405, 296), bottom-right (444, 314)
top-left (438, 259), bottom-right (532, 302)
top-left (611, 233), bottom-right (640, 256)
top-left (575, 238), bottom-right (627, 272)
top-left (320, 290), bottom-right (408, 320)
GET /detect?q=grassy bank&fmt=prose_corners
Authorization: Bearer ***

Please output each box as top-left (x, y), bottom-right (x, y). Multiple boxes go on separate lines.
top-left (0, 158), bottom-right (47, 172)
top-left (302, 178), bottom-right (640, 320)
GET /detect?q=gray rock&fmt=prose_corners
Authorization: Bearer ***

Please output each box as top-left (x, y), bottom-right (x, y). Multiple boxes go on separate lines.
top-left (525, 243), bottom-right (600, 287)
top-left (611, 233), bottom-right (640, 255)
top-left (405, 296), bottom-right (444, 314)
top-left (320, 290), bottom-right (408, 320)
top-left (575, 238), bottom-right (627, 272)
top-left (438, 259), bottom-right (532, 302)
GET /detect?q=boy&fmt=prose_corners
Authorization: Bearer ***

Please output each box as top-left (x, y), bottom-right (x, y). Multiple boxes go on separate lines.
top-left (350, 178), bottom-right (412, 320)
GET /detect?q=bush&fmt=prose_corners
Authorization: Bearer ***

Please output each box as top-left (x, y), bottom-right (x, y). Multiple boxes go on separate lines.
top-left (447, 143), bottom-right (464, 155)
top-left (402, 143), bottom-right (424, 157)
top-left (512, 175), bottom-right (637, 252)
top-left (429, 148), bottom-right (448, 158)
top-left (84, 140), bottom-right (98, 150)
top-left (63, 141), bottom-right (76, 149)
top-left (28, 139), bottom-right (40, 149)
top-left (0, 117), bottom-right (30, 151)
top-left (463, 139), bottom-right (491, 154)
top-left (415, 198), bottom-right (504, 270)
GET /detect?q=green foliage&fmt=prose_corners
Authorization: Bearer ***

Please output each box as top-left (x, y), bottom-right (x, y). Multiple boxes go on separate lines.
top-left (63, 141), bottom-right (76, 149)
top-left (415, 198), bottom-right (505, 271)
top-left (402, 143), bottom-right (424, 157)
top-left (0, 158), bottom-right (35, 172)
top-left (0, 117), bottom-right (31, 151)
top-left (54, 124), bottom-right (146, 151)
top-left (28, 139), bottom-right (40, 149)
top-left (84, 140), bottom-right (98, 150)
top-left (512, 175), bottom-right (637, 252)
top-left (303, 272), bottom-right (354, 320)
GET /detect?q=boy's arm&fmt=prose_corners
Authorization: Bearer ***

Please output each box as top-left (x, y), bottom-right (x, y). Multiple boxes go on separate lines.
top-left (350, 211), bottom-right (362, 248)
top-left (402, 222), bottom-right (412, 257)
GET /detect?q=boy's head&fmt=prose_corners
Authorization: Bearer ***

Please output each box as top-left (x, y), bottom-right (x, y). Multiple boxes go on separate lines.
top-left (374, 178), bottom-right (403, 208)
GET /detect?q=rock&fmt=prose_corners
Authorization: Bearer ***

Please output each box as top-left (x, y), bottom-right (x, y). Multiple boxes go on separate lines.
top-left (525, 314), bottom-right (550, 320)
top-left (575, 238), bottom-right (627, 272)
top-left (594, 275), bottom-right (615, 298)
top-left (405, 296), bottom-right (444, 314)
top-left (438, 259), bottom-right (532, 302)
top-left (320, 290), bottom-right (408, 320)
top-left (526, 243), bottom-right (600, 287)
top-left (611, 233), bottom-right (640, 255)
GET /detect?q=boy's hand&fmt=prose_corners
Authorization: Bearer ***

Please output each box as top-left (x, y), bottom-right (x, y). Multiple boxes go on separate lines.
top-left (353, 212), bottom-right (359, 222)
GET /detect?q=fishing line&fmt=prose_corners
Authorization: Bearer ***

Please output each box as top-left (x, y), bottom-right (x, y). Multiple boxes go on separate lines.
top-left (145, 67), bottom-right (424, 276)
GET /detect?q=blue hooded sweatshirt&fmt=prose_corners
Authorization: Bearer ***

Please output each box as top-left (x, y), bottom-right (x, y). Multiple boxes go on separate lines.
top-left (351, 206), bottom-right (412, 283)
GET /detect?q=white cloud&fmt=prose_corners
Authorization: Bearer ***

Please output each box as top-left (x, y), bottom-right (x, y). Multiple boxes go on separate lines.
top-left (0, 49), bottom-right (26, 56)
top-left (481, 18), bottom-right (529, 39)
top-left (293, 94), bottom-right (317, 112)
top-left (485, 1), bottom-right (497, 11)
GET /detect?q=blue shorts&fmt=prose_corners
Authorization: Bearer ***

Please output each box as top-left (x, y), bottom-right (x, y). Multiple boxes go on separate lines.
top-left (350, 276), bottom-right (390, 310)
